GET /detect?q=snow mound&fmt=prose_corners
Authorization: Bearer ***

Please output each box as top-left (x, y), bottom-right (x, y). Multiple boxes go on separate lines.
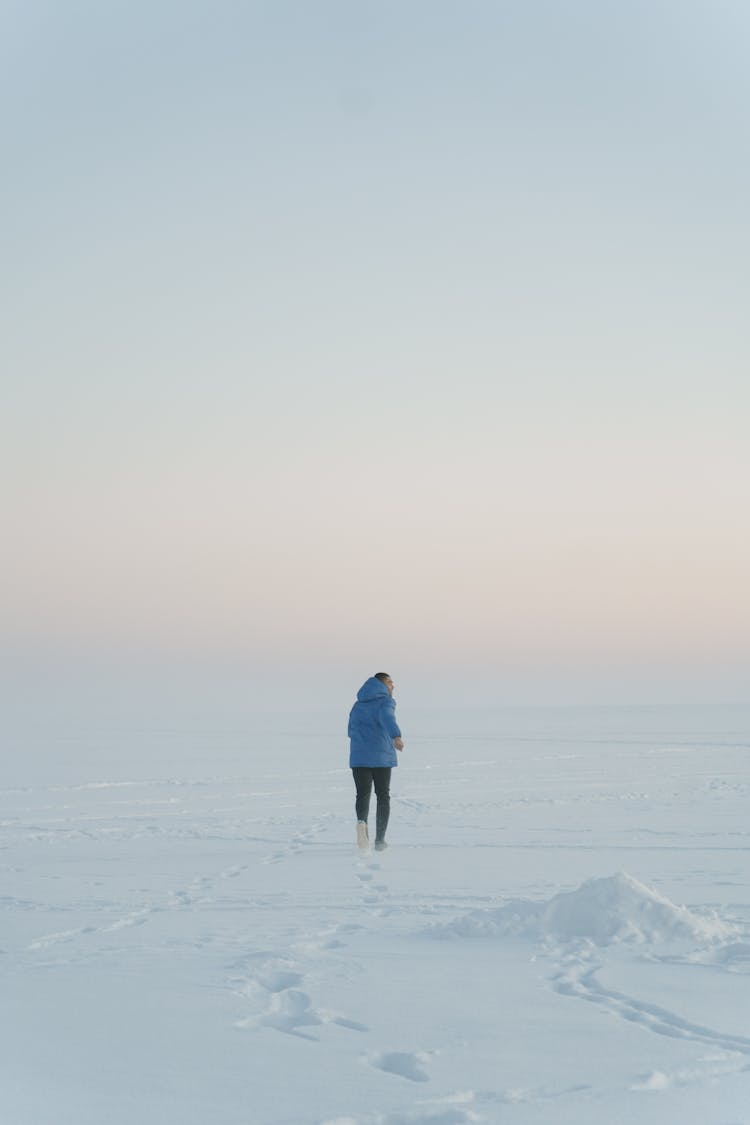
top-left (433, 873), bottom-right (735, 947)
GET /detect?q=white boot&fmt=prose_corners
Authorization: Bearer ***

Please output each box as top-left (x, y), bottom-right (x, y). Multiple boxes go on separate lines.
top-left (356, 821), bottom-right (369, 850)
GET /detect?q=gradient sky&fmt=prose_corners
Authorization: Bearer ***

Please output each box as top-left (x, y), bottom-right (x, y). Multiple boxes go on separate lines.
top-left (3, 1), bottom-right (749, 706)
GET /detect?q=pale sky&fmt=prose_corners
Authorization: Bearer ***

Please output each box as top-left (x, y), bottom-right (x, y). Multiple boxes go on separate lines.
top-left (3, 1), bottom-right (749, 706)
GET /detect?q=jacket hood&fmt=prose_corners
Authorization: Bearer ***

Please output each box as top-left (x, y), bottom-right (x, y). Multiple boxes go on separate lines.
top-left (356, 677), bottom-right (391, 702)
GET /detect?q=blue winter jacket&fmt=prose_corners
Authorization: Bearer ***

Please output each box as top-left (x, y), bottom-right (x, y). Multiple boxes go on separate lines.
top-left (348, 677), bottom-right (402, 768)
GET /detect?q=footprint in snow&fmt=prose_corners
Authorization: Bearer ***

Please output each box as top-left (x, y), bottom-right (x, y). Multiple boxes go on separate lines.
top-left (102, 908), bottom-right (151, 932)
top-left (28, 926), bottom-right (95, 950)
top-left (170, 889), bottom-right (194, 906)
top-left (263, 850), bottom-right (286, 864)
top-left (263, 818), bottom-right (329, 863)
top-left (369, 1050), bottom-right (431, 1082)
top-left (241, 986), bottom-right (369, 1039)
top-left (235, 959), bottom-right (369, 1038)
top-left (259, 989), bottom-right (322, 1038)
top-left (255, 967), bottom-right (304, 992)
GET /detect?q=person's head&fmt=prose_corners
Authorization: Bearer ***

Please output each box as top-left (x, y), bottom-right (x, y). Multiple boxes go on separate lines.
top-left (374, 672), bottom-right (394, 696)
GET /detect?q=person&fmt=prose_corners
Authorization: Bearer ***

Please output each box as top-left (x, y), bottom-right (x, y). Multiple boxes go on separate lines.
top-left (347, 673), bottom-right (404, 851)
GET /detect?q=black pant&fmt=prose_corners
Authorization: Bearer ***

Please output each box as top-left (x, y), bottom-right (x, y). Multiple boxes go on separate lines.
top-left (352, 767), bottom-right (391, 842)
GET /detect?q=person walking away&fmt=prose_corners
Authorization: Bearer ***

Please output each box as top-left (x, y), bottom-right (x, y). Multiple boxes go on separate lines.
top-left (348, 673), bottom-right (404, 851)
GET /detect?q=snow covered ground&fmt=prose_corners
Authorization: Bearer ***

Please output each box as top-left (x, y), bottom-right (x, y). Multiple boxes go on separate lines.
top-left (3, 703), bottom-right (750, 1124)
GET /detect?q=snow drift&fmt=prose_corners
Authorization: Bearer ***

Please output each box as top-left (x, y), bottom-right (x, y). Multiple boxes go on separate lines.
top-left (432, 872), bottom-right (735, 946)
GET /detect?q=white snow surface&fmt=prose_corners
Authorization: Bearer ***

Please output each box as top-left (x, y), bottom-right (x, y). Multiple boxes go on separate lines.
top-left (2, 702), bottom-right (750, 1125)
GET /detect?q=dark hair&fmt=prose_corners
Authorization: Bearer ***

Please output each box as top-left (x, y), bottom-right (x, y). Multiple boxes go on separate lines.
top-left (374, 672), bottom-right (391, 683)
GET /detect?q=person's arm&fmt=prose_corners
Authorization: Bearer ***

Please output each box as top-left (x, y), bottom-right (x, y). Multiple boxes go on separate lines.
top-left (381, 699), bottom-right (404, 750)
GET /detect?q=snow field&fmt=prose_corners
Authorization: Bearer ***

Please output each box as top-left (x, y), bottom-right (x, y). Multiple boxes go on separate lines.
top-left (2, 705), bottom-right (750, 1124)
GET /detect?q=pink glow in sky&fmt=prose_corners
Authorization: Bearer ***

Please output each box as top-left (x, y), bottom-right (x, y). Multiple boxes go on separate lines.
top-left (4, 2), bottom-right (749, 703)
